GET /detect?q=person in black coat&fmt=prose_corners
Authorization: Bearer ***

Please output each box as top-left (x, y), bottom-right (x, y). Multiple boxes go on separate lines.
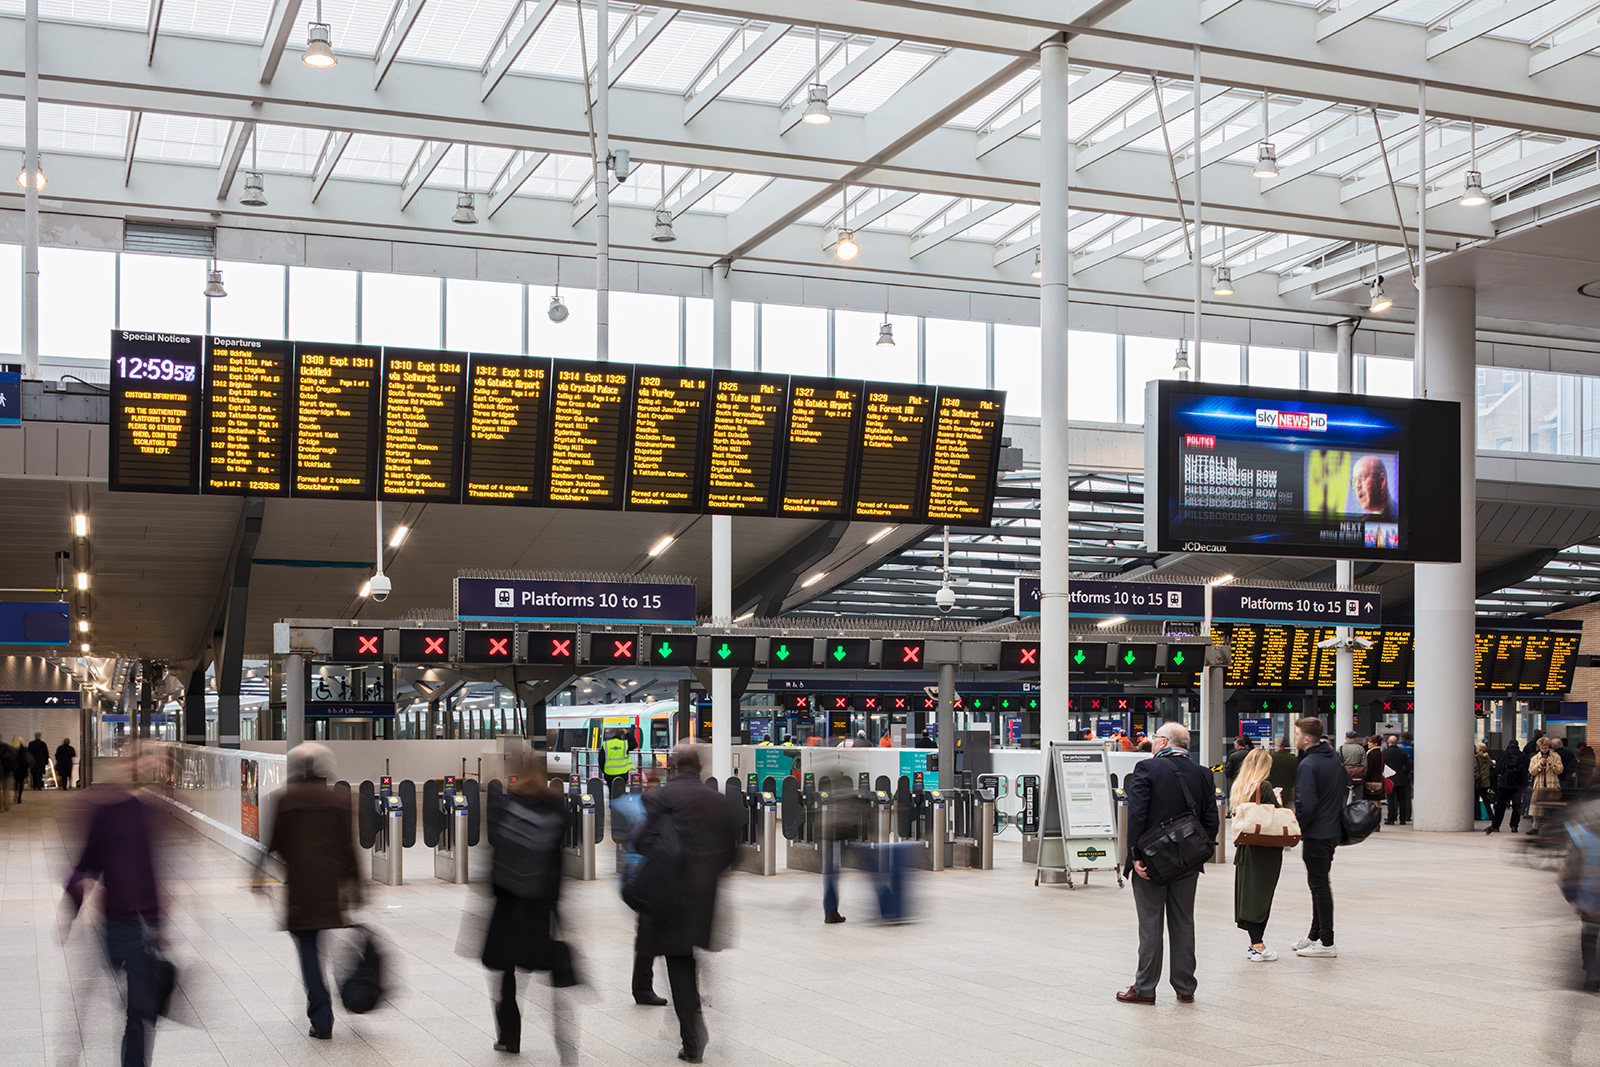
top-left (55, 739), bottom-right (76, 790)
top-left (635, 745), bottom-right (737, 1063)
top-left (1487, 743), bottom-right (1526, 834)
top-left (1382, 736), bottom-right (1412, 824)
top-left (481, 751), bottom-right (577, 1058)
top-left (1223, 737), bottom-right (1253, 790)
top-left (1293, 719), bottom-right (1347, 957)
top-left (1117, 722), bottom-right (1218, 1005)
top-left (27, 733), bottom-right (49, 790)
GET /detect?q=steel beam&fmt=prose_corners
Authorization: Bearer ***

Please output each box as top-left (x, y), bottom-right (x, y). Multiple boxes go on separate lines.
top-left (399, 139), bottom-right (452, 210)
top-left (375, 0), bottom-right (430, 90)
top-left (310, 130), bottom-right (351, 202)
top-left (259, 0), bottom-right (306, 84)
top-left (480, 0), bottom-right (560, 101)
top-left (217, 119), bottom-right (254, 202)
top-left (685, 22), bottom-right (789, 124)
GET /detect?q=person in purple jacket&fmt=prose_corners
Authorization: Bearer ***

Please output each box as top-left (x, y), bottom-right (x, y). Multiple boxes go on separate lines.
top-left (65, 758), bottom-right (167, 1067)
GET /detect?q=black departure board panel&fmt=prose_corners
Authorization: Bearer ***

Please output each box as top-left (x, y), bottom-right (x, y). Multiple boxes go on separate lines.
top-left (628, 370), bottom-right (711, 512)
top-left (463, 354), bottom-right (548, 506)
top-left (110, 332), bottom-right (203, 494)
top-left (1373, 628), bottom-right (1411, 690)
top-left (293, 342), bottom-right (380, 498)
top-left (380, 348), bottom-right (465, 503)
top-left (707, 371), bottom-right (787, 515)
top-left (203, 337), bottom-right (291, 495)
top-left (780, 377), bottom-right (861, 519)
top-left (854, 383), bottom-right (935, 521)
top-left (547, 360), bottom-right (632, 509)
top-left (925, 387), bottom-right (1005, 526)
top-left (108, 333), bottom-right (1008, 523)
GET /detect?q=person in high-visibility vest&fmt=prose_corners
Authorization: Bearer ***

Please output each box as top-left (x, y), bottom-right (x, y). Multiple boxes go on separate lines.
top-left (602, 730), bottom-right (633, 798)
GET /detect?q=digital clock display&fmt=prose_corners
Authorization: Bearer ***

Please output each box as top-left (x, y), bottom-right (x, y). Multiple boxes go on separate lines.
top-left (109, 331), bottom-right (203, 494)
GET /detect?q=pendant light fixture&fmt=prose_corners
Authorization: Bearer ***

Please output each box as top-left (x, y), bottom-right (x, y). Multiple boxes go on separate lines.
top-left (1367, 241), bottom-right (1390, 313)
top-left (1172, 338), bottom-right (1190, 376)
top-left (239, 128), bottom-right (267, 206)
top-left (1211, 226), bottom-right (1233, 296)
top-left (15, 153), bottom-right (46, 191)
top-left (548, 259), bottom-right (568, 323)
top-left (834, 187), bottom-right (858, 261)
top-left (1031, 249), bottom-right (1042, 280)
top-left (876, 313), bottom-right (895, 348)
top-left (303, 0), bottom-right (336, 67)
top-left (452, 145), bottom-right (478, 224)
top-left (204, 259), bottom-right (227, 298)
top-left (1252, 88), bottom-right (1278, 179)
top-left (802, 25), bottom-right (833, 125)
top-left (651, 164), bottom-right (676, 242)
top-left (1460, 121), bottom-right (1486, 207)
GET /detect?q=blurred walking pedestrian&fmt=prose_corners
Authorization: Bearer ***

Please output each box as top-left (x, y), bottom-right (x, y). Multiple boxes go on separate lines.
top-left (633, 745), bottom-right (736, 1063)
top-left (64, 755), bottom-right (167, 1067)
top-left (482, 749), bottom-right (578, 1059)
top-left (10, 735), bottom-right (30, 804)
top-left (1488, 741), bottom-right (1526, 834)
top-left (260, 744), bottom-right (361, 1040)
top-left (28, 732), bottom-right (49, 790)
top-left (56, 738), bottom-right (77, 790)
top-left (0, 736), bottom-right (15, 810)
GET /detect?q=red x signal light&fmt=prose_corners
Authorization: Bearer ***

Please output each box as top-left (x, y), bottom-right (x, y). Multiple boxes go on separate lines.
top-left (1019, 647), bottom-right (1038, 665)
top-left (357, 634), bottom-right (379, 655)
top-left (488, 637), bottom-right (510, 657)
top-left (614, 639), bottom-right (633, 659)
top-left (423, 636), bottom-right (445, 656)
top-left (550, 638), bottom-right (571, 658)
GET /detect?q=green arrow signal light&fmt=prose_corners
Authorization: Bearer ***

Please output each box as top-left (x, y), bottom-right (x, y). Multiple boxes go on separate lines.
top-left (1072, 649), bottom-right (1086, 665)
top-left (717, 643), bottom-right (732, 660)
top-left (832, 645), bottom-right (847, 661)
top-left (1123, 650), bottom-right (1136, 665)
top-left (657, 641), bottom-right (673, 658)
top-left (1170, 650), bottom-right (1185, 666)
top-left (1001, 698), bottom-right (1011, 708)
top-left (1028, 699), bottom-right (1038, 709)
top-left (775, 644), bottom-right (790, 661)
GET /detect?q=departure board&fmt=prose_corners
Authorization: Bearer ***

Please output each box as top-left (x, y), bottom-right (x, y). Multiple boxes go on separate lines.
top-left (1474, 632), bottom-right (1496, 692)
top-left (779, 377), bottom-right (861, 519)
top-left (1255, 625), bottom-right (1292, 687)
top-left (1349, 629), bottom-right (1383, 688)
top-left (628, 370), bottom-right (711, 512)
top-left (854, 383), bottom-right (935, 521)
top-left (1491, 633), bottom-right (1524, 690)
top-left (110, 332), bottom-right (203, 494)
top-left (463, 354), bottom-right (549, 506)
top-left (706, 371), bottom-right (787, 515)
top-left (1224, 624), bottom-right (1257, 687)
top-left (1284, 625), bottom-right (1320, 685)
top-left (548, 360), bottom-right (632, 509)
top-left (1374, 628), bottom-right (1411, 689)
top-left (1548, 633), bottom-right (1582, 693)
top-left (293, 342), bottom-right (380, 498)
top-left (1517, 633), bottom-right (1554, 695)
top-left (203, 337), bottom-right (291, 495)
top-left (925, 387), bottom-right (1005, 525)
top-left (380, 348), bottom-right (465, 503)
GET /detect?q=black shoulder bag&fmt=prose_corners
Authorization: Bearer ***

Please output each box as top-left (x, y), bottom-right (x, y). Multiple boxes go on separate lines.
top-left (1134, 759), bottom-right (1214, 885)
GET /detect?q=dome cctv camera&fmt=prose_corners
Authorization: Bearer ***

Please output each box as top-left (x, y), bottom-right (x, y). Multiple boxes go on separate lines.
top-left (369, 574), bottom-right (392, 603)
top-left (548, 295), bottom-right (568, 323)
top-left (935, 584), bottom-right (956, 613)
top-left (610, 149), bottom-right (631, 183)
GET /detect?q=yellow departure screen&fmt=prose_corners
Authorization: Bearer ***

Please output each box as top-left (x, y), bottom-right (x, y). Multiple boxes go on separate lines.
top-left (293, 343), bottom-right (380, 498)
top-left (779, 377), bottom-right (861, 519)
top-left (464, 355), bottom-right (549, 506)
top-left (706, 371), bottom-right (787, 515)
top-left (853, 383), bottom-right (934, 521)
top-left (628, 372), bottom-right (710, 512)
top-left (548, 359), bottom-right (632, 510)
top-left (925, 387), bottom-right (1006, 525)
top-left (380, 348), bottom-right (465, 502)
top-left (203, 337), bottom-right (291, 495)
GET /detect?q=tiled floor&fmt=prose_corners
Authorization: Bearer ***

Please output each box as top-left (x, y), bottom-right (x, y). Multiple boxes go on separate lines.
top-left (5, 789), bottom-right (1598, 1067)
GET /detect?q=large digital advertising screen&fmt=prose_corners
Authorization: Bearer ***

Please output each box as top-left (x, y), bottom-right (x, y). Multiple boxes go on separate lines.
top-left (1145, 381), bottom-right (1460, 563)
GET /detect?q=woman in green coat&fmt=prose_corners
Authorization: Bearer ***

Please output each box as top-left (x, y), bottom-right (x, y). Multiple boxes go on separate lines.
top-left (1231, 747), bottom-right (1285, 962)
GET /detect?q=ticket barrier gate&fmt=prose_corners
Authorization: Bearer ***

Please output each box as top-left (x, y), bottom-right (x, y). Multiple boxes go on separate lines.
top-left (895, 789), bottom-right (947, 872)
top-left (731, 788), bottom-right (778, 877)
top-left (840, 791), bottom-right (895, 872)
top-left (783, 787), bottom-right (824, 873)
top-left (433, 778), bottom-right (471, 884)
top-left (359, 776), bottom-right (415, 886)
top-left (562, 791), bottom-right (598, 881)
top-left (945, 787), bottom-right (996, 871)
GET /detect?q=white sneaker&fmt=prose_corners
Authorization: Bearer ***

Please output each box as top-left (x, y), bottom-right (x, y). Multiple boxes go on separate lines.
top-left (1289, 937), bottom-right (1314, 951)
top-left (1295, 943), bottom-right (1337, 958)
top-left (1246, 947), bottom-right (1278, 962)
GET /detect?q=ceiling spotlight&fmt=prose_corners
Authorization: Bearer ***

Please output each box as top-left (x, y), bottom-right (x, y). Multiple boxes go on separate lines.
top-left (1031, 250), bottom-right (1042, 280)
top-left (204, 267), bottom-right (227, 298)
top-left (1252, 140), bottom-right (1279, 179)
top-left (548, 294), bottom-right (569, 323)
top-left (1172, 338), bottom-right (1190, 375)
top-left (389, 525), bottom-right (409, 547)
top-left (78, 618), bottom-right (89, 633)
top-left (1096, 616), bottom-right (1127, 628)
top-left (648, 534), bottom-right (675, 557)
top-left (651, 208), bottom-right (677, 243)
top-left (802, 84), bottom-right (833, 125)
top-left (80, 642), bottom-right (90, 654)
top-left (76, 572), bottom-right (89, 591)
top-left (1211, 264), bottom-right (1234, 297)
top-left (15, 156), bottom-right (46, 191)
top-left (239, 171), bottom-right (267, 207)
top-left (1460, 169), bottom-right (1487, 207)
top-left (1368, 276), bottom-right (1392, 314)
top-left (452, 191), bottom-right (478, 225)
top-left (876, 317), bottom-right (895, 347)
top-left (834, 228), bottom-right (859, 261)
top-left (73, 514), bottom-right (87, 537)
top-left (303, 21), bottom-right (337, 67)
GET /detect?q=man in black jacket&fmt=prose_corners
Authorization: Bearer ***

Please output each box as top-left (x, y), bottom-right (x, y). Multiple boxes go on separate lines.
top-left (636, 745), bottom-right (737, 1063)
top-left (27, 733), bottom-right (49, 790)
top-left (1487, 743), bottom-right (1526, 834)
top-left (1293, 718), bottom-right (1347, 958)
top-left (1117, 722), bottom-right (1218, 1006)
top-left (1223, 737), bottom-right (1252, 788)
top-left (1383, 735), bottom-right (1412, 824)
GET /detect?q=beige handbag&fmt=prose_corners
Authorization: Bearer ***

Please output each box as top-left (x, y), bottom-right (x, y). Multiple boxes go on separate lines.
top-left (1231, 785), bottom-right (1302, 848)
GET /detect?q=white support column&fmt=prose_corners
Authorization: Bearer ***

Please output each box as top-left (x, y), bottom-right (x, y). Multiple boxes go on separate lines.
top-left (286, 652), bottom-right (305, 752)
top-left (1191, 44), bottom-right (1204, 382)
top-left (595, 0), bottom-right (610, 362)
top-left (711, 260), bottom-right (733, 782)
top-left (1038, 37), bottom-right (1071, 757)
top-left (23, 0), bottom-right (40, 380)
top-left (1413, 285), bottom-right (1476, 830)
top-left (1335, 318), bottom-right (1356, 744)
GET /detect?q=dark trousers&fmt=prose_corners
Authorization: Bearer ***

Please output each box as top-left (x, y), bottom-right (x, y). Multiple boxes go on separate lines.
top-left (1582, 921), bottom-right (1600, 990)
top-left (631, 922), bottom-right (657, 995)
top-left (104, 920), bottom-right (159, 1067)
top-left (289, 930), bottom-right (333, 1036)
top-left (1475, 786), bottom-right (1496, 821)
top-left (30, 769), bottom-right (43, 790)
top-left (1304, 837), bottom-right (1336, 946)
top-left (1131, 872), bottom-right (1198, 998)
top-left (1243, 920), bottom-right (1267, 945)
top-left (1490, 786), bottom-right (1522, 831)
top-left (1386, 782), bottom-right (1409, 823)
top-left (494, 969), bottom-right (521, 1050)
top-left (12, 775), bottom-right (23, 803)
top-left (664, 954), bottom-right (704, 1056)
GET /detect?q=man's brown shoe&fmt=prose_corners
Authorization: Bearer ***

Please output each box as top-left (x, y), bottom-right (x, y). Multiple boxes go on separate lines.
top-left (1115, 987), bottom-right (1155, 1004)
top-left (1176, 994), bottom-right (1195, 1003)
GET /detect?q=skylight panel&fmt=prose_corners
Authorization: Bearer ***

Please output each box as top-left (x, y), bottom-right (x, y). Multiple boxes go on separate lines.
top-left (33, 0), bottom-right (145, 28)
top-left (1066, 76), bottom-right (1143, 141)
top-left (518, 153), bottom-right (592, 199)
top-left (831, 49), bottom-right (939, 115)
top-left (873, 193), bottom-right (954, 233)
top-left (399, 0), bottom-right (504, 65)
top-left (948, 68), bottom-right (1037, 129)
top-left (156, 0), bottom-right (273, 43)
top-left (252, 124), bottom-right (324, 174)
top-left (423, 144), bottom-right (516, 190)
top-left (617, 17), bottom-right (738, 92)
top-left (694, 172), bottom-right (770, 214)
top-left (333, 133), bottom-right (426, 182)
top-left (132, 113), bottom-right (230, 165)
top-left (313, 0), bottom-right (394, 58)
top-left (0, 100), bottom-right (127, 156)
top-left (963, 203), bottom-right (1035, 242)
top-left (721, 30), bottom-right (819, 105)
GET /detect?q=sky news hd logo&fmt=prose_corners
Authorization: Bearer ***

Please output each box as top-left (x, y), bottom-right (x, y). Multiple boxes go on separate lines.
top-left (1255, 408), bottom-right (1327, 432)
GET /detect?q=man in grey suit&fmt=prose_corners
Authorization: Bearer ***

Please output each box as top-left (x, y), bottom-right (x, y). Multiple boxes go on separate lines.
top-left (1116, 722), bottom-right (1219, 1005)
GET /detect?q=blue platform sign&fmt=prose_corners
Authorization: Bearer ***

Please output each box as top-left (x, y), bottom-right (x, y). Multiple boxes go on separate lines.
top-left (0, 602), bottom-right (70, 645)
top-left (1209, 586), bottom-right (1380, 627)
top-left (0, 370), bottom-right (19, 428)
top-left (456, 577), bottom-right (697, 625)
top-left (1238, 716), bottom-right (1273, 740)
top-left (0, 691), bottom-right (80, 708)
top-left (1015, 577), bottom-right (1204, 620)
